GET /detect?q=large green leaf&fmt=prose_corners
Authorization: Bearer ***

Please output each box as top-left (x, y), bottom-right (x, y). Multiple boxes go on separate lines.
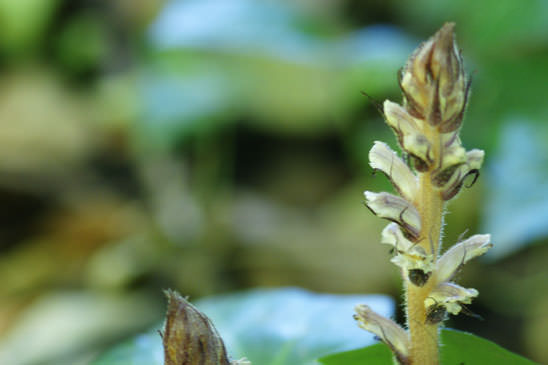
top-left (318, 328), bottom-right (536, 364)
top-left (93, 287), bottom-right (393, 365)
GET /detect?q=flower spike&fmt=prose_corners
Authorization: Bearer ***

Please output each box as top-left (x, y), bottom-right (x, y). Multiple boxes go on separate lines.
top-left (359, 23), bottom-right (489, 364)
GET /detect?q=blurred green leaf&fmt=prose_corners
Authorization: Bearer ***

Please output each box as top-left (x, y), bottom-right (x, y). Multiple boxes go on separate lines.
top-left (396, 0), bottom-right (548, 51)
top-left (93, 331), bottom-right (163, 365)
top-left (318, 329), bottom-right (535, 364)
top-left (56, 13), bottom-right (109, 73)
top-left (135, 0), bottom-right (416, 148)
top-left (483, 122), bottom-right (548, 259)
top-left (148, 0), bottom-right (333, 60)
top-left (0, 0), bottom-right (59, 54)
top-left (93, 287), bottom-right (394, 365)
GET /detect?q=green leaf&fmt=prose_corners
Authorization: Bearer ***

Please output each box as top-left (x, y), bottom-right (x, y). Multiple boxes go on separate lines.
top-left (318, 328), bottom-right (536, 364)
top-left (439, 329), bottom-right (536, 364)
top-left (318, 342), bottom-right (392, 365)
top-left (93, 287), bottom-right (393, 365)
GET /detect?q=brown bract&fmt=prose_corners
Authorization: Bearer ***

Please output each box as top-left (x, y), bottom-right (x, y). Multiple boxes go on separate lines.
top-left (161, 289), bottom-right (230, 365)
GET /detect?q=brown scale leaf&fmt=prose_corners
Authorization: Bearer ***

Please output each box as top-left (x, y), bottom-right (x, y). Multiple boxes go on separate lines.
top-left (161, 289), bottom-right (231, 365)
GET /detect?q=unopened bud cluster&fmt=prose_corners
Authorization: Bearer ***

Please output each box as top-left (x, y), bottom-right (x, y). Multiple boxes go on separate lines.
top-left (355, 23), bottom-right (492, 364)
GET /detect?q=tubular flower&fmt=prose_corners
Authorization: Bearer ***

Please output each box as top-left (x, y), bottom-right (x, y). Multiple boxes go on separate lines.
top-left (435, 234), bottom-right (492, 284)
top-left (369, 141), bottom-right (418, 201)
top-left (423, 234), bottom-right (492, 322)
top-left (354, 305), bottom-right (410, 365)
top-left (425, 282), bottom-right (478, 324)
top-left (381, 223), bottom-right (435, 284)
top-left (364, 191), bottom-right (421, 240)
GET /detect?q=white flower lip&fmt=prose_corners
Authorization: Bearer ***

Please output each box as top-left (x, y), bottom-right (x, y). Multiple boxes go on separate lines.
top-left (364, 191), bottom-right (421, 239)
top-left (381, 222), bottom-right (415, 252)
top-left (435, 234), bottom-right (492, 284)
top-left (369, 141), bottom-right (418, 201)
top-left (382, 223), bottom-right (434, 273)
top-left (426, 282), bottom-right (478, 315)
top-left (466, 149), bottom-right (485, 166)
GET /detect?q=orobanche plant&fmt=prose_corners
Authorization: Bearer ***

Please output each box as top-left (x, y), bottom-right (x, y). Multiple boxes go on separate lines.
top-left (355, 23), bottom-right (492, 365)
top-left (94, 21), bottom-right (538, 365)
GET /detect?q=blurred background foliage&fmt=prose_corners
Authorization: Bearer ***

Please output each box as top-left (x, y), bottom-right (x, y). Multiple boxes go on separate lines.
top-left (0, 0), bottom-right (547, 363)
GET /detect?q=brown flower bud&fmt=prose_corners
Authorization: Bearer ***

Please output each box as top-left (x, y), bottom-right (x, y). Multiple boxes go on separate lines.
top-left (399, 22), bottom-right (469, 132)
top-left (161, 289), bottom-right (231, 365)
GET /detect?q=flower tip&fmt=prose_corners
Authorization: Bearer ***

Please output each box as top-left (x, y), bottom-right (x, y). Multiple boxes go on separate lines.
top-left (400, 22), bottom-right (467, 130)
top-left (437, 22), bottom-right (456, 39)
top-left (433, 22), bottom-right (457, 55)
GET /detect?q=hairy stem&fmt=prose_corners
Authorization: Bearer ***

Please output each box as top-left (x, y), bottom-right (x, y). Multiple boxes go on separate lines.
top-left (407, 124), bottom-right (444, 365)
